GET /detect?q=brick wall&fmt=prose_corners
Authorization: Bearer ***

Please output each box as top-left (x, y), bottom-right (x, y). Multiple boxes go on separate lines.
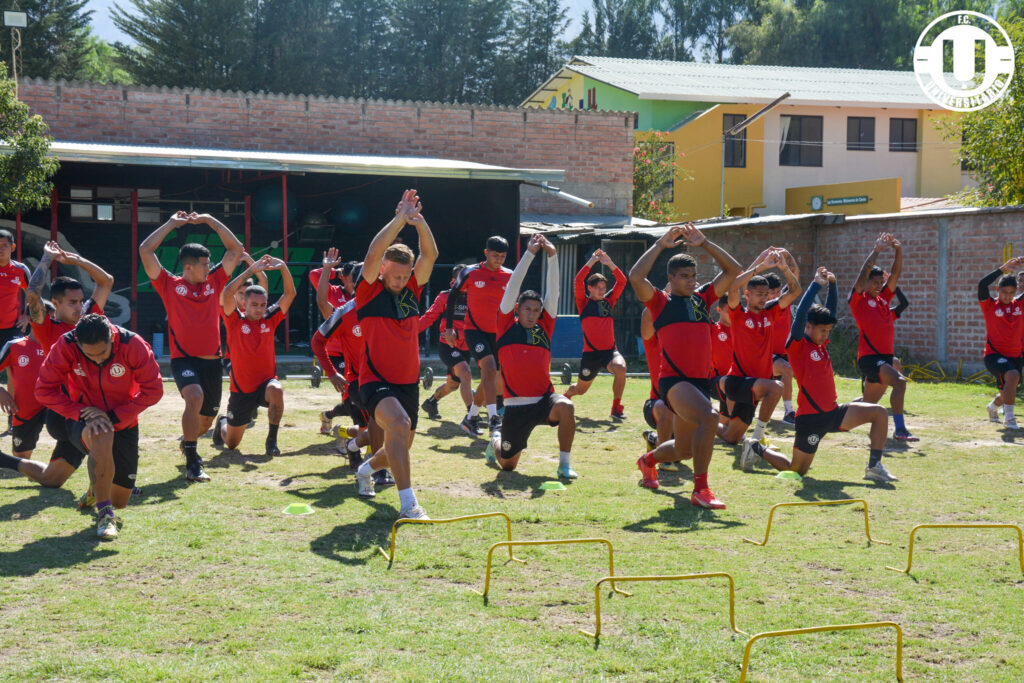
top-left (18, 79), bottom-right (635, 216)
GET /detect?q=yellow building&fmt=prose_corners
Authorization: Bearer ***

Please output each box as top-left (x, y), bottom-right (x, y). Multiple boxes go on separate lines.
top-left (523, 57), bottom-right (969, 219)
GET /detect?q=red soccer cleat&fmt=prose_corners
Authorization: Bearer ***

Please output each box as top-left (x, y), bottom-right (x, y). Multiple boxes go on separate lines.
top-left (637, 455), bottom-right (659, 489)
top-left (691, 487), bottom-right (726, 509)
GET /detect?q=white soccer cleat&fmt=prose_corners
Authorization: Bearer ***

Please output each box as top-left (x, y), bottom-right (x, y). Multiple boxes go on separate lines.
top-left (740, 438), bottom-right (759, 472)
top-left (864, 462), bottom-right (898, 483)
top-left (988, 405), bottom-right (1001, 423)
top-left (355, 470), bottom-right (376, 498)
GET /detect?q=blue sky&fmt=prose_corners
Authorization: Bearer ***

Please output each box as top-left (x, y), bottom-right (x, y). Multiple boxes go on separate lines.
top-left (86, 0), bottom-right (592, 44)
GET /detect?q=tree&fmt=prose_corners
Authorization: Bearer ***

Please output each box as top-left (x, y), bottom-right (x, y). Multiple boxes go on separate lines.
top-left (492, 0), bottom-right (570, 105)
top-left (942, 19), bottom-right (1024, 207)
top-left (13, 0), bottom-right (93, 80)
top-left (729, 0), bottom-right (998, 69)
top-left (331, 0), bottom-right (393, 99)
top-left (696, 0), bottom-right (750, 63)
top-left (633, 131), bottom-right (689, 222)
top-left (79, 35), bottom-right (133, 84)
top-left (112, 0), bottom-right (258, 90)
top-left (567, 0), bottom-right (662, 59)
top-left (0, 63), bottom-right (59, 215)
top-left (252, 0), bottom-right (339, 96)
top-left (386, 0), bottom-right (512, 103)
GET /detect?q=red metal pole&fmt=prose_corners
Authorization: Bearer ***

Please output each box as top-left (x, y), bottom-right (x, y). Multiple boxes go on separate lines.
top-left (131, 190), bottom-right (138, 332)
top-left (15, 212), bottom-right (21, 261)
top-left (244, 195), bottom-right (252, 252)
top-left (50, 187), bottom-right (58, 278)
top-left (281, 174), bottom-right (289, 351)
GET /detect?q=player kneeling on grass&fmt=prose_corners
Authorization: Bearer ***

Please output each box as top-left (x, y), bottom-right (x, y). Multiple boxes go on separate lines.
top-left (486, 234), bottom-right (577, 479)
top-left (213, 255), bottom-right (296, 456)
top-left (34, 314), bottom-right (163, 539)
top-left (977, 257), bottom-right (1024, 429)
top-left (739, 268), bottom-right (896, 483)
top-left (0, 328), bottom-right (82, 488)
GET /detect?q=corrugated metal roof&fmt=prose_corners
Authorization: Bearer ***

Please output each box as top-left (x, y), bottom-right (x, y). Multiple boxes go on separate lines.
top-left (36, 141), bottom-right (565, 183)
top-left (525, 56), bottom-right (936, 109)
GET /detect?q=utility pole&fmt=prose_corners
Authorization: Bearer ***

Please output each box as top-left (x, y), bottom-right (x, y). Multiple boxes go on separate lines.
top-left (3, 5), bottom-right (27, 98)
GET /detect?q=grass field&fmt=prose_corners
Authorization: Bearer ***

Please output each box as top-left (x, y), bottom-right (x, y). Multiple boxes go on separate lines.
top-left (1, 374), bottom-right (1023, 681)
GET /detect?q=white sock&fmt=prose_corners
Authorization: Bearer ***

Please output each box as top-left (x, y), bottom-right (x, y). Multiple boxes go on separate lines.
top-left (988, 400), bottom-right (998, 411)
top-left (357, 460), bottom-right (380, 477)
top-left (486, 404), bottom-right (498, 419)
top-left (398, 487), bottom-right (418, 510)
top-left (346, 438), bottom-right (360, 454)
top-left (752, 419), bottom-right (768, 441)
top-left (468, 404), bottom-right (480, 418)
top-left (558, 451), bottom-right (571, 467)
top-left (783, 400), bottom-right (793, 414)
top-left (1005, 405), bottom-right (1015, 421)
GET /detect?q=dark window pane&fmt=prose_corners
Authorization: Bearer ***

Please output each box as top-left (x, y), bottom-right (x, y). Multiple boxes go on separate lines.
top-left (889, 118), bottom-right (917, 152)
top-left (847, 117), bottom-right (874, 151)
top-left (724, 113), bottom-right (746, 168)
top-left (780, 115), bottom-right (823, 167)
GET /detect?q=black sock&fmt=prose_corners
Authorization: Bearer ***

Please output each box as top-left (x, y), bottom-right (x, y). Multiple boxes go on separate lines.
top-left (182, 441), bottom-right (199, 460)
top-left (325, 403), bottom-right (346, 419)
top-left (267, 424), bottom-right (279, 442)
top-left (868, 449), bottom-right (883, 467)
top-left (0, 451), bottom-right (22, 471)
top-left (427, 394), bottom-right (439, 404)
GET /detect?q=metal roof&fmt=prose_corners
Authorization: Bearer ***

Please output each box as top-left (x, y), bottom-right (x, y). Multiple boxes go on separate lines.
top-left (523, 56), bottom-right (936, 109)
top-left (36, 141), bottom-right (565, 183)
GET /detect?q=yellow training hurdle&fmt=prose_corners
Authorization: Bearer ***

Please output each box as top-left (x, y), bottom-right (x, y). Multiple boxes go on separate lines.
top-left (886, 523), bottom-right (1024, 573)
top-left (743, 499), bottom-right (890, 546)
top-left (738, 621), bottom-right (903, 682)
top-left (472, 538), bottom-right (632, 603)
top-left (377, 512), bottom-right (526, 565)
top-left (579, 573), bottom-right (745, 639)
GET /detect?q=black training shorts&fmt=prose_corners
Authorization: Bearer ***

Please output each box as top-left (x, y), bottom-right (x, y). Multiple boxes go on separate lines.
top-left (171, 357), bottom-right (224, 417)
top-left (793, 404), bottom-right (849, 454)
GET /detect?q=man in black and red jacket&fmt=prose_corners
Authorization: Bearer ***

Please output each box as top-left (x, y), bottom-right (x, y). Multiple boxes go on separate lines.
top-left (35, 314), bottom-right (163, 540)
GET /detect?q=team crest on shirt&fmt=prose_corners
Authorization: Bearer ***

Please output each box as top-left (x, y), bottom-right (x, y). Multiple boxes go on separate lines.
top-left (241, 324), bottom-right (251, 334)
top-left (718, 332), bottom-right (728, 341)
top-left (17, 355), bottom-right (28, 367)
top-left (806, 434), bottom-right (820, 446)
top-left (12, 277), bottom-right (20, 285)
top-left (745, 318), bottom-right (755, 329)
top-left (73, 363), bottom-right (86, 377)
top-left (353, 324), bottom-right (362, 337)
top-left (995, 308), bottom-right (1005, 317)
top-left (260, 324), bottom-right (268, 332)
top-left (109, 363), bottom-right (126, 378)
top-left (175, 285), bottom-right (188, 296)
top-left (810, 351), bottom-right (822, 361)
top-left (867, 300), bottom-right (877, 308)
top-left (204, 285), bottom-right (214, 296)
top-left (475, 281), bottom-right (485, 288)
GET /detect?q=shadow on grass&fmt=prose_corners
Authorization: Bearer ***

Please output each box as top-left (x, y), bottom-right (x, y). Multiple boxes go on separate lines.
top-left (0, 485), bottom-right (76, 521)
top-left (622, 489), bottom-right (744, 534)
top-left (794, 477), bottom-right (895, 501)
top-left (575, 416), bottom-right (620, 433)
top-left (309, 500), bottom-right (395, 567)
top-left (0, 526), bottom-right (116, 576)
top-left (136, 470), bottom-right (193, 506)
top-left (479, 468), bottom-right (572, 500)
